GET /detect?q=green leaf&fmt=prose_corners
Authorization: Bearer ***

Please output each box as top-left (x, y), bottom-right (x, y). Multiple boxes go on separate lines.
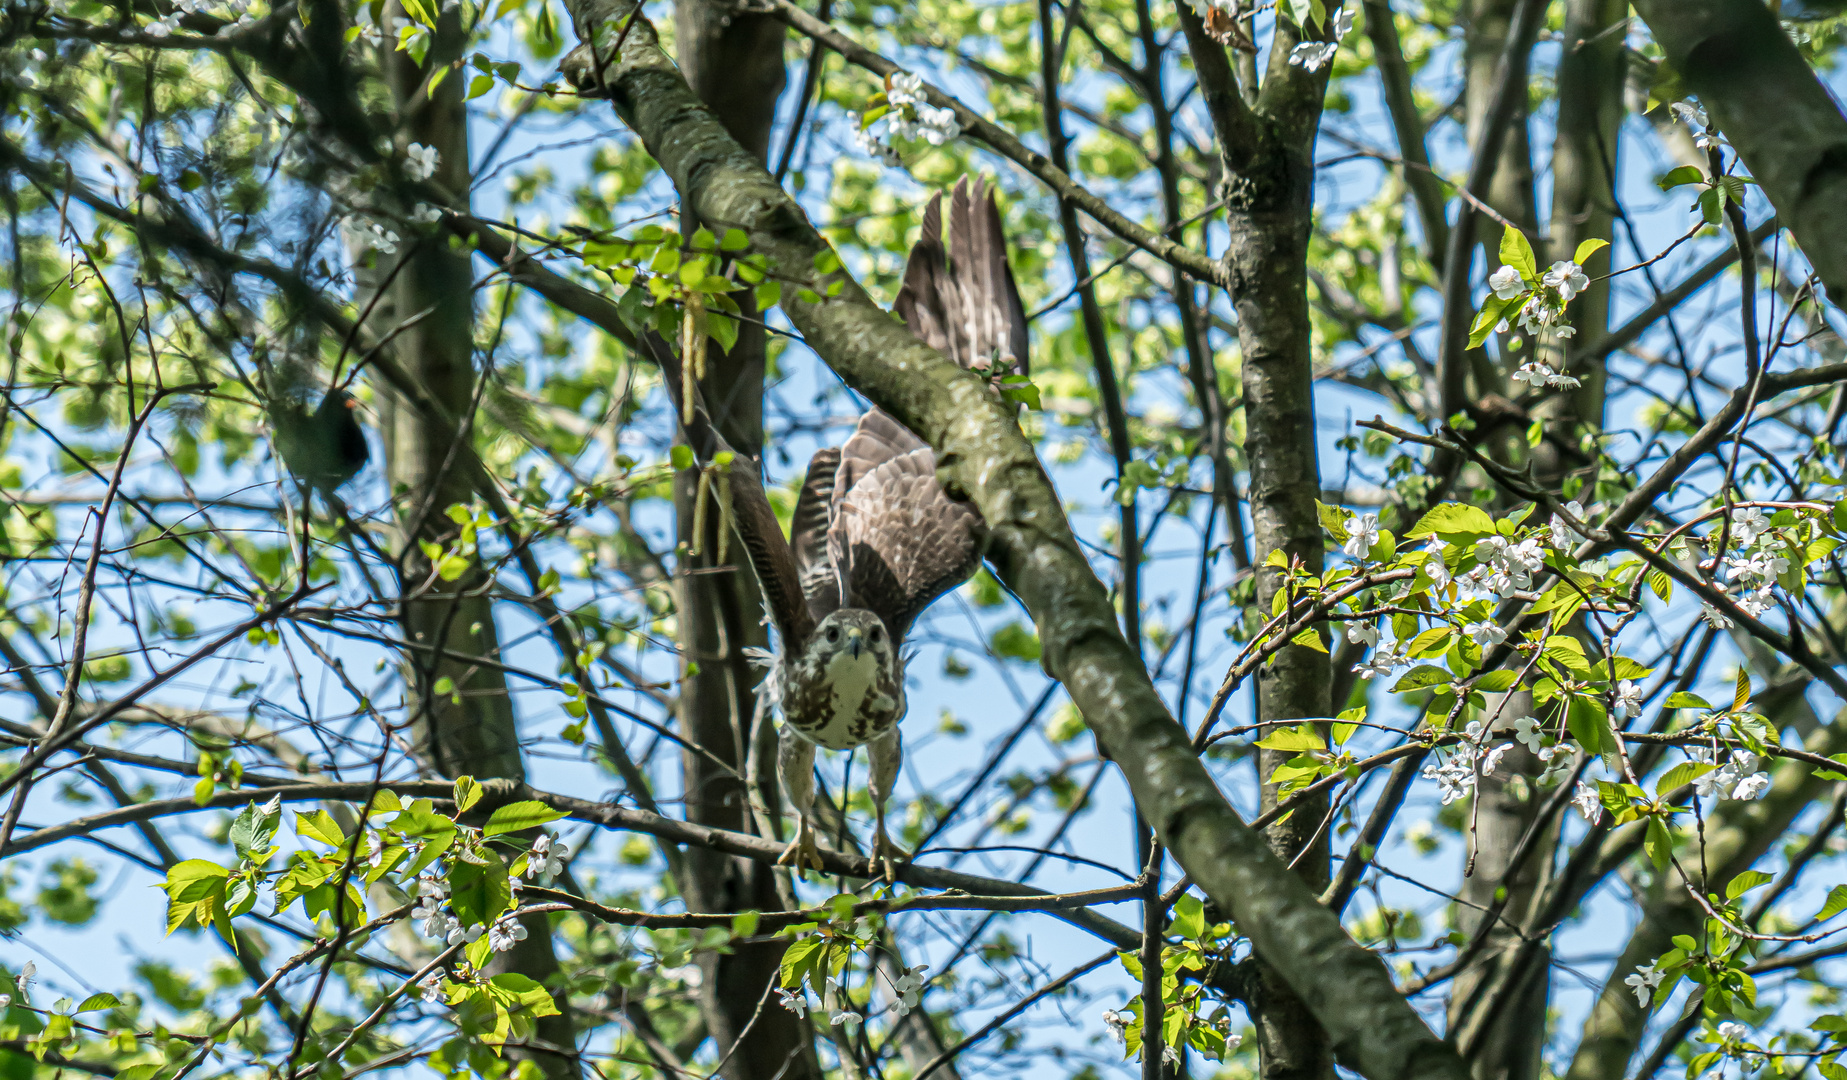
top-left (115, 1067), bottom-right (161, 1080)
top-left (454, 775), bottom-right (484, 814)
top-left (1664, 692), bottom-right (1713, 710)
top-left (1316, 500), bottom-right (1350, 543)
top-left (1170, 895), bottom-right (1206, 940)
top-left (721, 228), bottom-right (750, 252)
top-left (1734, 668), bottom-right (1752, 713)
top-left (294, 809), bottom-right (345, 848)
top-left (1817, 884), bottom-right (1847, 923)
top-left (1331, 705), bottom-right (1365, 747)
top-left (481, 800), bottom-right (568, 837)
top-left (1658, 165), bottom-right (1705, 191)
top-left (1499, 225), bottom-right (1537, 281)
top-left (1657, 761), bottom-right (1716, 795)
top-left (1473, 669), bottom-right (1519, 692)
top-left (1469, 294), bottom-right (1520, 349)
top-left (1407, 627), bottom-right (1453, 658)
top-left (75, 993), bottom-right (123, 1013)
top-left (1698, 187), bottom-right (1723, 225)
top-left (1645, 817), bottom-right (1674, 871)
top-left (989, 621), bottom-right (1041, 662)
top-left (670, 444), bottom-right (696, 471)
top-left (1408, 503), bottom-right (1496, 540)
top-left (779, 935), bottom-right (825, 990)
top-left (1572, 238), bottom-right (1610, 266)
top-left (1389, 665), bottom-right (1452, 693)
top-left (1253, 724), bottom-right (1325, 752)
top-left (1725, 870), bottom-right (1774, 900)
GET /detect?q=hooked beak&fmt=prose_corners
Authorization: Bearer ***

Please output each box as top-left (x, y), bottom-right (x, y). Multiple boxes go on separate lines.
top-left (847, 627), bottom-right (863, 659)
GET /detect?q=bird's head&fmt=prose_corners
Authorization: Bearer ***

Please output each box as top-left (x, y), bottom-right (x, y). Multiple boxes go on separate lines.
top-left (808, 609), bottom-right (893, 670)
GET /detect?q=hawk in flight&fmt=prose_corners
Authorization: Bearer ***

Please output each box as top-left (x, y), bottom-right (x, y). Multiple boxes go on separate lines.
top-left (658, 177), bottom-right (1028, 879)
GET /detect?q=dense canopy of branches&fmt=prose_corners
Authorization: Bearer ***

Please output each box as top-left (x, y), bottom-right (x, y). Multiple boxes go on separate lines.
top-left (3, 1), bottom-right (1847, 1080)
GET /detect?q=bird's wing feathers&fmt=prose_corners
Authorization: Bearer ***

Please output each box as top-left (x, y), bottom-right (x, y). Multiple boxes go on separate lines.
top-left (792, 447), bottom-right (842, 619)
top-left (892, 176), bottom-right (1029, 376)
top-left (827, 438), bottom-right (986, 641)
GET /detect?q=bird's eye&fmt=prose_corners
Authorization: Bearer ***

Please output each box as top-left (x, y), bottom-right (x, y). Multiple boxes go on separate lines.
top-left (825, 627), bottom-right (840, 643)
top-left (869, 626), bottom-right (883, 643)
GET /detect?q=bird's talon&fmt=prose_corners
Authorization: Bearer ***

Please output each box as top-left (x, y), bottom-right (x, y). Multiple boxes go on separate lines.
top-left (872, 829), bottom-right (909, 884)
top-left (776, 830), bottom-right (824, 876)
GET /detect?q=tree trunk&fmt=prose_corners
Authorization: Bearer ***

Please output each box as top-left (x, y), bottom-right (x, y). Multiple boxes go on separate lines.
top-left (1448, 5), bottom-right (1620, 1078)
top-left (371, 9), bottom-right (579, 1075)
top-left (667, 7), bottom-right (816, 1078)
top-left (1221, 35), bottom-right (1335, 1080)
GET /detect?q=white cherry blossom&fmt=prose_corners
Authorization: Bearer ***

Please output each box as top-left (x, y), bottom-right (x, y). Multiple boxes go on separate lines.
top-left (1625, 962), bottom-right (1664, 1007)
top-left (1343, 513), bottom-right (1380, 559)
top-left (1572, 781), bottom-right (1602, 823)
top-left (1489, 265), bottom-right (1526, 299)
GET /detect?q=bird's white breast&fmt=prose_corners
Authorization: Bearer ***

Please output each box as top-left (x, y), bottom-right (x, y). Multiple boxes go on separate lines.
top-left (804, 649), bottom-right (892, 750)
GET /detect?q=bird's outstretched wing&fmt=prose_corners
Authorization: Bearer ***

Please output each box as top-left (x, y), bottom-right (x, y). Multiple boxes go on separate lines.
top-left (893, 175), bottom-right (1029, 377)
top-left (817, 177), bottom-right (1029, 638)
top-left (827, 418), bottom-right (986, 641)
top-left (647, 332), bottom-right (816, 651)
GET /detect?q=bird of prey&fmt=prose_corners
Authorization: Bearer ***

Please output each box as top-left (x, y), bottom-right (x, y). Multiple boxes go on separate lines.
top-left (658, 177), bottom-right (1028, 879)
top-left (272, 388), bottom-right (370, 497)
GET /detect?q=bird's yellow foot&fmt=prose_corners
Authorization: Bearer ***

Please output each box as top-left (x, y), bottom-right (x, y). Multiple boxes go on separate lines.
top-left (776, 823), bottom-right (825, 876)
top-left (872, 826), bottom-right (909, 884)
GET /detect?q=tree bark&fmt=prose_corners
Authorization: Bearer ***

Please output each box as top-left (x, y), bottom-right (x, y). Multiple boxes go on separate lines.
top-left (665, 7), bottom-right (816, 1079)
top-left (1631, 0), bottom-right (1847, 308)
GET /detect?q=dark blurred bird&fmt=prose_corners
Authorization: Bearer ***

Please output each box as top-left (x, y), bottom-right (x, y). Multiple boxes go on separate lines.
top-left (273, 388), bottom-right (369, 497)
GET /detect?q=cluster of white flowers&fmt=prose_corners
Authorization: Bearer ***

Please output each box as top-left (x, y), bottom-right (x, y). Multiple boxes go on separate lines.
top-left (1549, 500), bottom-right (1587, 549)
top-left (416, 970), bottom-right (445, 1004)
top-left (412, 875), bottom-right (484, 946)
top-left (885, 73), bottom-right (960, 145)
top-left (848, 72), bottom-right (960, 168)
top-left (889, 964), bottom-right (930, 1019)
top-left (1511, 718), bottom-right (1579, 786)
top-left (525, 833), bottom-right (567, 880)
top-left (1420, 721), bottom-right (1514, 804)
top-left (1288, 6), bottom-right (1353, 72)
top-left (410, 203), bottom-right (445, 225)
top-left (1460, 535), bottom-right (1546, 600)
top-left (1511, 360), bottom-right (1582, 391)
top-left (1625, 961), bottom-right (1665, 1007)
top-left (1463, 621), bottom-right (1506, 649)
top-left (1691, 747), bottom-right (1771, 802)
top-left (359, 220), bottom-right (401, 255)
top-left (1353, 641), bottom-right (1409, 681)
top-left (1421, 539), bottom-right (1452, 589)
top-left (1714, 1021), bottom-right (1750, 1045)
top-left (1610, 679), bottom-right (1643, 722)
top-left (1714, 508), bottom-right (1789, 619)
